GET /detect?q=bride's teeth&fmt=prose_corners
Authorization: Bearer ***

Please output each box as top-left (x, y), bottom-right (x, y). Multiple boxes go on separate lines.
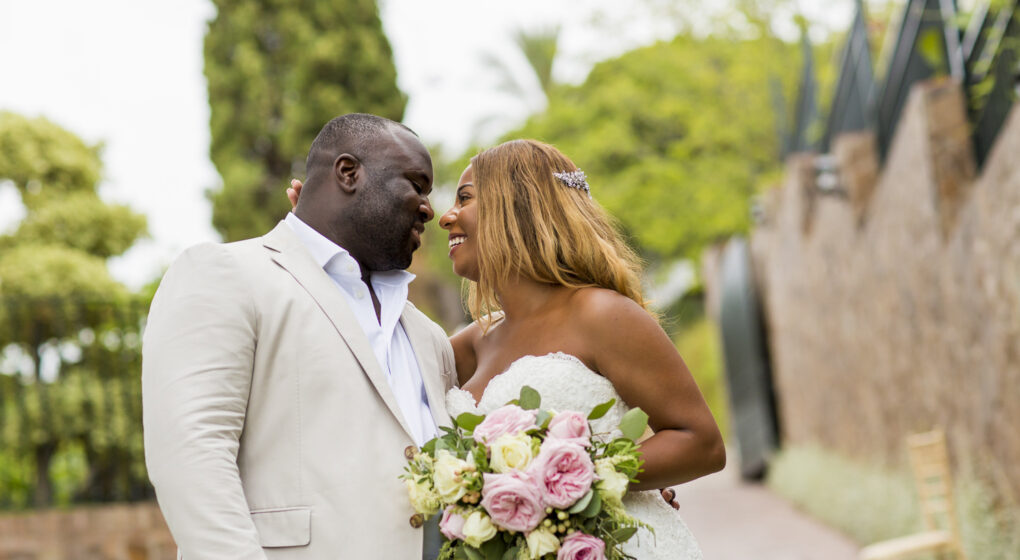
top-left (448, 237), bottom-right (466, 248)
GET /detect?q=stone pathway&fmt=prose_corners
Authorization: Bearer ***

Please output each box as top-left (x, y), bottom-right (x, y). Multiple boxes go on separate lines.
top-left (672, 458), bottom-right (861, 560)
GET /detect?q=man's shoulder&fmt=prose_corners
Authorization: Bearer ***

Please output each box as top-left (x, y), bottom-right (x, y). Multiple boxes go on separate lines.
top-left (171, 235), bottom-right (268, 268)
top-left (402, 302), bottom-right (451, 341)
top-left (402, 300), bottom-right (439, 328)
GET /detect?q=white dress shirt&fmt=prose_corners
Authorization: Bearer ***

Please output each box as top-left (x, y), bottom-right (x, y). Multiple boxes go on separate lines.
top-left (284, 212), bottom-right (438, 445)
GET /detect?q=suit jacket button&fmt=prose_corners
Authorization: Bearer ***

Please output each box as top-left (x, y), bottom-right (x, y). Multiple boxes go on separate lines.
top-left (409, 513), bottom-right (425, 528)
top-left (404, 445), bottom-right (418, 460)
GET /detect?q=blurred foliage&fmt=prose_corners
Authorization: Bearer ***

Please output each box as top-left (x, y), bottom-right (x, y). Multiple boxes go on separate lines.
top-left (768, 445), bottom-right (1020, 559)
top-left (2, 192), bottom-right (147, 259)
top-left (204, 0), bottom-right (406, 241)
top-left (0, 111), bottom-right (149, 508)
top-left (472, 26), bottom-right (562, 140)
top-left (476, 33), bottom-right (804, 263)
top-left (672, 310), bottom-right (729, 442)
top-left (0, 112), bottom-right (102, 211)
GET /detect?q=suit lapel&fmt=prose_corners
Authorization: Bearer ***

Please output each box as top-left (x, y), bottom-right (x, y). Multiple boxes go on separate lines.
top-left (262, 222), bottom-right (416, 441)
top-left (401, 306), bottom-right (452, 429)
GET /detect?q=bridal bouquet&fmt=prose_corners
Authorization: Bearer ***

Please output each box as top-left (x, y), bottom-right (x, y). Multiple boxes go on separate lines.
top-left (402, 386), bottom-right (651, 560)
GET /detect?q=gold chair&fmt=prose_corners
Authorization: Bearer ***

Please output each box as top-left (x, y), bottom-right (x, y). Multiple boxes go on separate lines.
top-left (859, 430), bottom-right (967, 560)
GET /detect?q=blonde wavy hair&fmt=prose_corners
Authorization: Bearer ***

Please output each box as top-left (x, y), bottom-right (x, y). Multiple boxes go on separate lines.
top-left (468, 139), bottom-right (648, 327)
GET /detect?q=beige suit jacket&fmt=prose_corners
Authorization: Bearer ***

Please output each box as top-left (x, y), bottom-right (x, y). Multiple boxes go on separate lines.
top-left (142, 222), bottom-right (456, 559)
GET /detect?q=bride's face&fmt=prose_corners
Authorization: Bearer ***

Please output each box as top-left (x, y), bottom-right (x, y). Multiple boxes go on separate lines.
top-left (439, 166), bottom-right (479, 281)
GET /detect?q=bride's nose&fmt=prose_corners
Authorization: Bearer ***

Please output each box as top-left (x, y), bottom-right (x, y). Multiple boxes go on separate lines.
top-left (439, 206), bottom-right (457, 230)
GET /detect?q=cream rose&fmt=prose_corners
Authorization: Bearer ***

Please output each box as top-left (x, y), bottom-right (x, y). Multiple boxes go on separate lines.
top-left (405, 478), bottom-right (440, 515)
top-left (434, 450), bottom-right (473, 503)
top-left (525, 525), bottom-right (560, 558)
top-left (461, 510), bottom-right (498, 547)
top-left (489, 433), bottom-right (535, 473)
top-left (594, 458), bottom-right (629, 505)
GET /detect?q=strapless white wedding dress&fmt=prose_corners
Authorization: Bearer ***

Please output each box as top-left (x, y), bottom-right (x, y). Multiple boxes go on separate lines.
top-left (445, 352), bottom-right (704, 560)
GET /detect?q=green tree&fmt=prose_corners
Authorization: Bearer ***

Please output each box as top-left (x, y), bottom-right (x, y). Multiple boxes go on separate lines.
top-left (204, 0), bottom-right (406, 241)
top-left (502, 33), bottom-right (802, 262)
top-left (0, 111), bottom-right (148, 508)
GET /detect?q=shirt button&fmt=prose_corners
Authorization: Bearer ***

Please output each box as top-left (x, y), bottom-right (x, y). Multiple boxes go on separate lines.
top-left (346, 263), bottom-right (356, 273)
top-left (356, 289), bottom-right (365, 300)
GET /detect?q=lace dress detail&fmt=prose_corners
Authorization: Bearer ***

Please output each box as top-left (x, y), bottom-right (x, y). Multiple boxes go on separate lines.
top-left (446, 352), bottom-right (703, 560)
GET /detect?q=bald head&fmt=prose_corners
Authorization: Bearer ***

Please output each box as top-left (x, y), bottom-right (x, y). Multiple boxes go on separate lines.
top-left (305, 113), bottom-right (417, 178)
top-left (295, 113), bottom-right (434, 272)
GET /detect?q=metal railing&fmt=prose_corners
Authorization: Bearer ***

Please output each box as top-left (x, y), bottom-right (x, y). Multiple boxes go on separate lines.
top-left (873, 0), bottom-right (965, 160)
top-left (968, 0), bottom-right (1020, 165)
top-left (795, 0), bottom-right (1018, 168)
top-left (0, 297), bottom-right (152, 510)
top-left (821, 0), bottom-right (876, 152)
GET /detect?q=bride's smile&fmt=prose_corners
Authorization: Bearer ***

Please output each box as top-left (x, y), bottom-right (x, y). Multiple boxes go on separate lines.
top-left (439, 165), bottom-right (479, 281)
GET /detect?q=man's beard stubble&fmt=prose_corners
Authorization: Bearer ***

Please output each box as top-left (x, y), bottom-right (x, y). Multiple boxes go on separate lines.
top-left (353, 187), bottom-right (416, 272)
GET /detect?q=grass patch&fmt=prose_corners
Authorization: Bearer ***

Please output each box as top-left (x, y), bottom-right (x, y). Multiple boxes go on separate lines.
top-left (673, 316), bottom-right (730, 442)
top-left (767, 444), bottom-right (1020, 559)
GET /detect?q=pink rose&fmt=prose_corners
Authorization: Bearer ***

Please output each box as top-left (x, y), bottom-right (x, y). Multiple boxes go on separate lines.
top-left (557, 532), bottom-right (606, 560)
top-left (439, 506), bottom-right (466, 541)
top-left (529, 439), bottom-right (595, 509)
top-left (480, 470), bottom-right (545, 533)
top-left (546, 411), bottom-right (591, 447)
top-left (473, 404), bottom-right (538, 445)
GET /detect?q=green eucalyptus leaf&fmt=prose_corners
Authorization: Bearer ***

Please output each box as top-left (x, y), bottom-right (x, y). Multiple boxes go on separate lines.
top-left (519, 386), bottom-right (541, 410)
top-left (463, 545), bottom-right (485, 560)
top-left (535, 409), bottom-right (552, 429)
top-left (619, 408), bottom-right (650, 441)
top-left (567, 489), bottom-right (595, 513)
top-left (456, 412), bottom-right (486, 432)
top-left (435, 437), bottom-right (452, 453)
top-left (580, 488), bottom-right (602, 518)
top-left (588, 398), bottom-right (616, 420)
top-left (422, 438), bottom-right (437, 455)
top-left (611, 526), bottom-right (638, 543)
top-left (500, 546), bottom-right (519, 560)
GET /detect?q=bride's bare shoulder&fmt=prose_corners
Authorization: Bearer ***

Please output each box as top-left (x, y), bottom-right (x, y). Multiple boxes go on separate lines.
top-left (568, 287), bottom-right (663, 357)
top-left (569, 287), bottom-right (650, 323)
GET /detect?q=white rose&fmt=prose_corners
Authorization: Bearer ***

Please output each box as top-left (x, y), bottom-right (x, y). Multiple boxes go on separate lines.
top-left (594, 459), bottom-right (629, 504)
top-left (461, 510), bottom-right (498, 547)
top-left (489, 433), bottom-right (535, 473)
top-left (434, 450), bottom-right (472, 503)
top-left (525, 525), bottom-right (560, 558)
top-left (405, 478), bottom-right (440, 516)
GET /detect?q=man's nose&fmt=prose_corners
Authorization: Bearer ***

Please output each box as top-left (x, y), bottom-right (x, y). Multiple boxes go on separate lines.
top-left (420, 198), bottom-right (435, 223)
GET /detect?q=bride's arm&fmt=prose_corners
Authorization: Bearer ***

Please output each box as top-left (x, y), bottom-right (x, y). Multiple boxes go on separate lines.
top-left (578, 290), bottom-right (725, 491)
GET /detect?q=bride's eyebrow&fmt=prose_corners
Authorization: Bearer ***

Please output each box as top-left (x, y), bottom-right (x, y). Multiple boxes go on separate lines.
top-left (456, 183), bottom-right (474, 193)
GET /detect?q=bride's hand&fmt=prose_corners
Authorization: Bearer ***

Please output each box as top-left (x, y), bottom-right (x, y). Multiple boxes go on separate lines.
top-left (660, 488), bottom-right (680, 510)
top-left (286, 179), bottom-right (303, 209)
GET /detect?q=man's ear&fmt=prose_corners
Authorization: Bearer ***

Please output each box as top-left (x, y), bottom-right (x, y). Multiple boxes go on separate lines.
top-left (334, 154), bottom-right (360, 193)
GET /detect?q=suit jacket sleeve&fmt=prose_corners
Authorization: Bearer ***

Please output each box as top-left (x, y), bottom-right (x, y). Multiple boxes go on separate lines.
top-left (142, 243), bottom-right (266, 559)
top-left (431, 319), bottom-right (458, 391)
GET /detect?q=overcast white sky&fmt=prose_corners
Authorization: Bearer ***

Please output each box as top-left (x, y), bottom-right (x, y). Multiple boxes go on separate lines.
top-left (0, 0), bottom-right (856, 289)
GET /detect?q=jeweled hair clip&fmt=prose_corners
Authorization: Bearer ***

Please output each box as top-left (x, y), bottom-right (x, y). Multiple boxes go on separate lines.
top-left (553, 169), bottom-right (591, 199)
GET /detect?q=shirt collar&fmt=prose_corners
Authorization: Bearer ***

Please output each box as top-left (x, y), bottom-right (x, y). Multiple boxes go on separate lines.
top-left (283, 212), bottom-right (416, 287)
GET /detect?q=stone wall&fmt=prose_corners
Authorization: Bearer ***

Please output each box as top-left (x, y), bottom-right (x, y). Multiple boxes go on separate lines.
top-left (0, 502), bottom-right (174, 560)
top-left (750, 78), bottom-right (1020, 501)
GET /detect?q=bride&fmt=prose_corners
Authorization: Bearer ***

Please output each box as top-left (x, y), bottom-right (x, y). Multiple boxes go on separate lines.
top-left (289, 138), bottom-right (724, 557)
top-left (436, 139), bottom-right (724, 558)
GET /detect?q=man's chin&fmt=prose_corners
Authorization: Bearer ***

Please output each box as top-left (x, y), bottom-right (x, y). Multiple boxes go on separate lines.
top-left (373, 253), bottom-right (414, 272)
